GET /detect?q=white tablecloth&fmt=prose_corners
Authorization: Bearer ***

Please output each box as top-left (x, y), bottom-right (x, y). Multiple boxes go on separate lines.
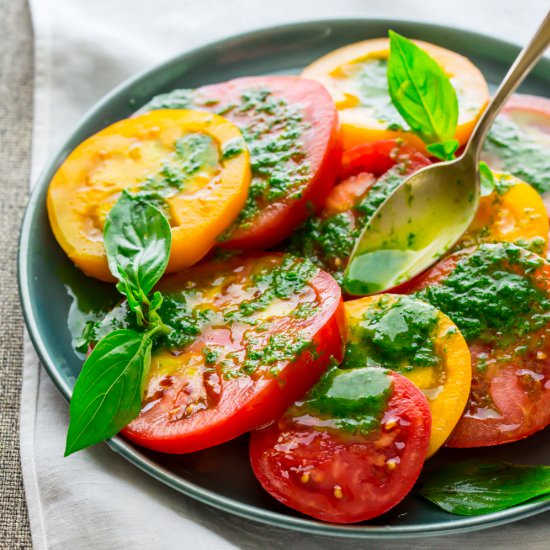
top-left (21, 0), bottom-right (550, 548)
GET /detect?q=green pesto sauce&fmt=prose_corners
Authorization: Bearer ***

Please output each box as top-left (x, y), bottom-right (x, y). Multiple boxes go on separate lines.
top-left (288, 168), bottom-right (406, 283)
top-left (354, 59), bottom-right (406, 130)
top-left (223, 255), bottom-right (318, 323)
top-left (297, 366), bottom-right (392, 434)
top-left (415, 243), bottom-right (550, 343)
top-left (140, 89), bottom-right (195, 111)
top-left (483, 116), bottom-right (550, 195)
top-left (239, 333), bottom-right (314, 377)
top-left (143, 87), bottom-right (311, 230)
top-left (345, 295), bottom-right (440, 372)
top-left (64, 270), bottom-right (120, 354)
top-left (133, 132), bottom-right (219, 216)
top-left (356, 170), bottom-right (405, 218)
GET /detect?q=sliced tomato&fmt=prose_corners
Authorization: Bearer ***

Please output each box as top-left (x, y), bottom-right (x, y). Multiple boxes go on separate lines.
top-left (47, 110), bottom-right (250, 282)
top-left (459, 171), bottom-right (548, 255)
top-left (399, 243), bottom-right (550, 447)
top-left (344, 294), bottom-right (471, 457)
top-left (302, 38), bottom-right (489, 153)
top-left (481, 94), bottom-right (550, 213)
top-left (288, 142), bottom-right (430, 283)
top-left (142, 76), bottom-right (341, 249)
top-left (249, 367), bottom-right (431, 523)
top-left (340, 139), bottom-right (430, 179)
top-left (121, 254), bottom-right (345, 453)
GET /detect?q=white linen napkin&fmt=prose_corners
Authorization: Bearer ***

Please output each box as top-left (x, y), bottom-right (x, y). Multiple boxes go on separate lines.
top-left (22, 1), bottom-right (550, 548)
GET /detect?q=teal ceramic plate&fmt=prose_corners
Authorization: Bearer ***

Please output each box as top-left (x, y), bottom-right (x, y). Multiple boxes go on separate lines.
top-left (19, 19), bottom-right (550, 538)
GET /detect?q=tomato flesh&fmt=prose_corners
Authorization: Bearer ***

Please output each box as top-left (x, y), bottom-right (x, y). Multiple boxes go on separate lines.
top-left (142, 76), bottom-right (341, 249)
top-left (399, 243), bottom-right (550, 447)
top-left (249, 370), bottom-right (431, 523)
top-left (340, 140), bottom-right (431, 179)
top-left (458, 172), bottom-right (548, 256)
top-left (122, 254), bottom-right (345, 453)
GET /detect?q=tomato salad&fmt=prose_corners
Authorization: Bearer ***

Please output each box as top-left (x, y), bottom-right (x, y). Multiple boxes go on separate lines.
top-left (47, 33), bottom-right (550, 524)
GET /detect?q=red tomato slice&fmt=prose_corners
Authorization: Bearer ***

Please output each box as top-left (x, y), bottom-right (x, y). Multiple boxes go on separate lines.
top-left (340, 139), bottom-right (430, 179)
top-left (122, 254), bottom-right (345, 453)
top-left (481, 93), bottom-right (550, 215)
top-left (142, 76), bottom-right (341, 249)
top-left (399, 243), bottom-right (550, 447)
top-left (249, 368), bottom-right (431, 523)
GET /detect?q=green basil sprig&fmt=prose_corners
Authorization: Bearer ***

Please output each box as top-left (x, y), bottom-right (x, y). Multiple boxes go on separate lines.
top-left (65, 191), bottom-right (172, 456)
top-left (417, 459), bottom-right (550, 515)
top-left (387, 30), bottom-right (459, 161)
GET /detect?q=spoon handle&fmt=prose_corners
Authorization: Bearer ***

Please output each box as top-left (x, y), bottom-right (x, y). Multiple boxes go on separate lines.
top-left (466, 9), bottom-right (550, 158)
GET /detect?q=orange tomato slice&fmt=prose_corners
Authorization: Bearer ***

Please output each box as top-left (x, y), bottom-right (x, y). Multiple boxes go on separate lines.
top-left (47, 110), bottom-right (250, 281)
top-left (302, 38), bottom-right (489, 152)
top-left (344, 294), bottom-right (471, 457)
top-left (460, 172), bottom-right (549, 255)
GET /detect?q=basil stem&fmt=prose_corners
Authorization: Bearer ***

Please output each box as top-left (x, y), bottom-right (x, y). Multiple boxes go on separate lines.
top-left (65, 192), bottom-right (172, 455)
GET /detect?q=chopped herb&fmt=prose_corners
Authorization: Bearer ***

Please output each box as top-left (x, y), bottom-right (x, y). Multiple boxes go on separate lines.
top-left (241, 333), bottom-right (314, 376)
top-left (415, 243), bottom-right (549, 343)
top-left (483, 116), bottom-right (550, 195)
top-left (345, 295), bottom-right (441, 371)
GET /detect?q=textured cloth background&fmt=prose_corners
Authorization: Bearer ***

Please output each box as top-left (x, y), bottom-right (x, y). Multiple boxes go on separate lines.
top-left (2, 0), bottom-right (548, 548)
top-left (0, 0), bottom-right (33, 547)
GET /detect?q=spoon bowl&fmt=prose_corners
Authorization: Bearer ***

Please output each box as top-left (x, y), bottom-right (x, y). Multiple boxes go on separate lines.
top-left (344, 156), bottom-right (478, 295)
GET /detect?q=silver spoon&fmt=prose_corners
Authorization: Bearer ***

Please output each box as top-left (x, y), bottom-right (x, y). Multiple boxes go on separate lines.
top-left (344, 11), bottom-right (550, 296)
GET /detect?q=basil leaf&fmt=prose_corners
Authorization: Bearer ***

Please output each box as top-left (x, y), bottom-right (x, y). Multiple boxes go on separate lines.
top-left (479, 160), bottom-right (496, 197)
top-left (104, 191), bottom-right (171, 297)
top-left (387, 30), bottom-right (459, 147)
top-left (417, 459), bottom-right (550, 515)
top-left (65, 329), bottom-right (152, 456)
top-left (426, 139), bottom-right (459, 161)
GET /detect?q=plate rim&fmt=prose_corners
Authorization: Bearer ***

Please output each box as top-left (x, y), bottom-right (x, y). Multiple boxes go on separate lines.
top-left (18, 16), bottom-right (550, 539)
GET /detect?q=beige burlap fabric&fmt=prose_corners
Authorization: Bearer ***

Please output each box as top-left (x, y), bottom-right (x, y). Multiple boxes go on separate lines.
top-left (0, 0), bottom-right (33, 546)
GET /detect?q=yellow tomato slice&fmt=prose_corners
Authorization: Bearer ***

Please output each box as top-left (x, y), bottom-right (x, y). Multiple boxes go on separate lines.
top-left (47, 110), bottom-right (250, 281)
top-left (302, 38), bottom-right (489, 152)
top-left (344, 294), bottom-right (471, 457)
top-left (460, 172), bottom-right (549, 255)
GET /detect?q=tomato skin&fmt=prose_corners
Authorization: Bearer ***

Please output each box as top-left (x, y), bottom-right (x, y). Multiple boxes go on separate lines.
top-left (249, 372), bottom-right (431, 524)
top-left (122, 257), bottom-right (346, 454)
top-left (398, 246), bottom-right (550, 447)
